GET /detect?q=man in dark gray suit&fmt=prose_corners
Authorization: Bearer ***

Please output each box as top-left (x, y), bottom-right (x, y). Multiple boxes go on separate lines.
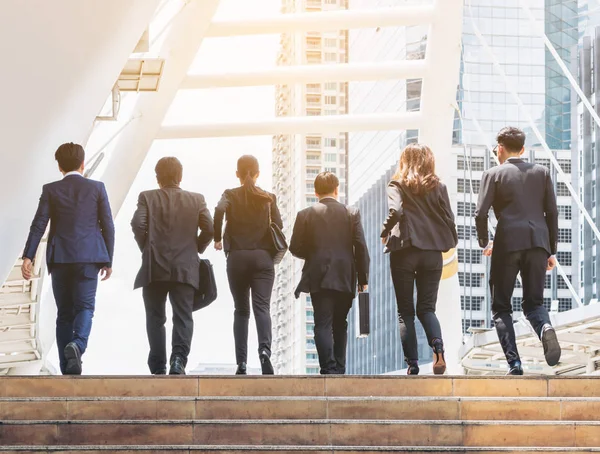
top-left (475, 127), bottom-right (561, 375)
top-left (290, 172), bottom-right (370, 374)
top-left (131, 157), bottom-right (213, 375)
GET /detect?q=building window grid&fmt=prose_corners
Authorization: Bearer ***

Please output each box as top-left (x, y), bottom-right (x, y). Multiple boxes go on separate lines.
top-left (558, 205), bottom-right (572, 220)
top-left (461, 295), bottom-right (484, 311)
top-left (457, 178), bottom-right (481, 194)
top-left (556, 251), bottom-right (572, 267)
top-left (458, 156), bottom-right (485, 171)
top-left (558, 275), bottom-right (572, 290)
top-left (558, 228), bottom-right (572, 243)
top-left (458, 272), bottom-right (484, 288)
top-left (457, 225), bottom-right (477, 240)
top-left (457, 201), bottom-right (476, 217)
top-left (458, 248), bottom-right (482, 265)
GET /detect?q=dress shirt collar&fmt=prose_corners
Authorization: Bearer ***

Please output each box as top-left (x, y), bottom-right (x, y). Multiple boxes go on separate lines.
top-left (63, 171), bottom-right (83, 179)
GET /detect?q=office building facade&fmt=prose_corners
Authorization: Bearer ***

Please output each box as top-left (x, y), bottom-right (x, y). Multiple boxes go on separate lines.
top-left (345, 0), bottom-right (579, 373)
top-left (575, 26), bottom-right (600, 305)
top-left (271, 0), bottom-right (349, 374)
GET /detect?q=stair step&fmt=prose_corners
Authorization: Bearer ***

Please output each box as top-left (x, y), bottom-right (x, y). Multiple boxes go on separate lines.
top-left (2, 447), bottom-right (600, 453)
top-left (1, 420), bottom-right (599, 447)
top-left (1, 376), bottom-right (599, 398)
top-left (1, 397), bottom-right (599, 421)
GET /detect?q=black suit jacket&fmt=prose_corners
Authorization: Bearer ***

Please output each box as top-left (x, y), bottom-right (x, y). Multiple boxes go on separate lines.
top-left (289, 198), bottom-right (370, 297)
top-left (475, 158), bottom-right (558, 255)
top-left (213, 187), bottom-right (283, 252)
top-left (131, 186), bottom-right (214, 290)
top-left (381, 181), bottom-right (457, 253)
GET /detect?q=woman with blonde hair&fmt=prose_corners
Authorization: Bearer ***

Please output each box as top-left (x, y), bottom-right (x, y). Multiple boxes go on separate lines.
top-left (381, 143), bottom-right (457, 375)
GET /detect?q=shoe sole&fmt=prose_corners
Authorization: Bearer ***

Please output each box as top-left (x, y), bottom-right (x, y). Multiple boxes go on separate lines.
top-left (433, 350), bottom-right (446, 375)
top-left (64, 344), bottom-right (82, 375)
top-left (260, 354), bottom-right (274, 375)
top-left (542, 328), bottom-right (561, 366)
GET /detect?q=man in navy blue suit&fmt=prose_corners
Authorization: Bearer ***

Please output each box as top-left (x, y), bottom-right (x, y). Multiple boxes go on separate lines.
top-left (21, 143), bottom-right (115, 375)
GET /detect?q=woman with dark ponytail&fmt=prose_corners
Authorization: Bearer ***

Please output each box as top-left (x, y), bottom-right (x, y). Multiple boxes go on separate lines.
top-left (214, 155), bottom-right (283, 375)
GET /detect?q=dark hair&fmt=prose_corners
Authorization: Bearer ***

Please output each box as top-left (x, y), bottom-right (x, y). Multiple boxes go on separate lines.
top-left (155, 157), bottom-right (183, 187)
top-left (55, 142), bottom-right (85, 172)
top-left (237, 155), bottom-right (271, 203)
top-left (393, 143), bottom-right (439, 195)
top-left (496, 126), bottom-right (526, 153)
top-left (314, 171), bottom-right (339, 195)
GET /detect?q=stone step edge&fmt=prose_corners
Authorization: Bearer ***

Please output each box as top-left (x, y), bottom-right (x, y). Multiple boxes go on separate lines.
top-left (1, 446), bottom-right (600, 452)
top-left (1, 375), bottom-right (593, 380)
top-left (1, 419), bottom-right (600, 425)
top-left (2, 396), bottom-right (600, 402)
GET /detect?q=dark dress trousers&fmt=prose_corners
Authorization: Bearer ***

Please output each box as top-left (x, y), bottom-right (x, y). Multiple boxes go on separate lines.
top-left (131, 186), bottom-right (213, 373)
top-left (381, 182), bottom-right (457, 361)
top-left (23, 174), bottom-right (115, 374)
top-left (290, 198), bottom-right (370, 374)
top-left (475, 158), bottom-right (559, 364)
top-left (214, 187), bottom-right (282, 365)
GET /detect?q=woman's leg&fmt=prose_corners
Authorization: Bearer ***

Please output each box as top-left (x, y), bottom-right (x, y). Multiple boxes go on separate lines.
top-left (250, 250), bottom-right (275, 374)
top-left (227, 251), bottom-right (251, 365)
top-left (390, 249), bottom-right (419, 362)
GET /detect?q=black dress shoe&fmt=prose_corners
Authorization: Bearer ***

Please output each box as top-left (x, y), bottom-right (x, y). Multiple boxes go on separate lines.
top-left (541, 324), bottom-right (561, 366)
top-left (169, 357), bottom-right (186, 375)
top-left (153, 369), bottom-right (167, 375)
top-left (506, 361), bottom-right (524, 376)
top-left (64, 342), bottom-right (82, 375)
top-left (259, 350), bottom-right (274, 375)
top-left (236, 363), bottom-right (247, 375)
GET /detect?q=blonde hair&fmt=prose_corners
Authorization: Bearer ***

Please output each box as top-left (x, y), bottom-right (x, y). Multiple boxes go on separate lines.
top-left (392, 143), bottom-right (440, 195)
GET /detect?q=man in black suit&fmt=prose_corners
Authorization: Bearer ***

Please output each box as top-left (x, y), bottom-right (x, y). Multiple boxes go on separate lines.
top-left (22, 143), bottom-right (115, 375)
top-left (131, 157), bottom-right (213, 375)
top-left (475, 127), bottom-right (561, 375)
top-left (290, 172), bottom-right (370, 374)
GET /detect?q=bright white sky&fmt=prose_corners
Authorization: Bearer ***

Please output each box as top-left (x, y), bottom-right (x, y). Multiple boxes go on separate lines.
top-left (47, 0), bottom-right (282, 375)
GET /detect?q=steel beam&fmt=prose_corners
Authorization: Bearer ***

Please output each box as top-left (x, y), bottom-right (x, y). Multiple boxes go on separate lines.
top-left (206, 6), bottom-right (435, 37)
top-left (182, 60), bottom-right (428, 89)
top-left (156, 112), bottom-right (422, 139)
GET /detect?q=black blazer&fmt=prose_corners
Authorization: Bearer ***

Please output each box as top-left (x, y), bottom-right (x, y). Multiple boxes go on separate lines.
top-left (289, 198), bottom-right (370, 297)
top-left (475, 158), bottom-right (558, 255)
top-left (213, 187), bottom-right (283, 252)
top-left (381, 181), bottom-right (457, 253)
top-left (131, 186), bottom-right (214, 290)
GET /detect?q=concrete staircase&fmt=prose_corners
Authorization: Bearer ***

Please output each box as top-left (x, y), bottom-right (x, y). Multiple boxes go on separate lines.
top-left (0, 376), bottom-right (599, 453)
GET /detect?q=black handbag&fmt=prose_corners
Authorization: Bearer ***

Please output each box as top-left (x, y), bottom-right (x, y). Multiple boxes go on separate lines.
top-left (193, 259), bottom-right (217, 311)
top-left (268, 202), bottom-right (288, 265)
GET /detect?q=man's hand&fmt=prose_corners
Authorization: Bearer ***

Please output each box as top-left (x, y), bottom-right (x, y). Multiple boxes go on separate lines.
top-left (482, 241), bottom-right (494, 257)
top-left (358, 284), bottom-right (368, 293)
top-left (547, 255), bottom-right (557, 271)
top-left (381, 235), bottom-right (389, 246)
top-left (21, 258), bottom-right (33, 281)
top-left (100, 267), bottom-right (112, 281)
top-left (214, 241), bottom-right (223, 251)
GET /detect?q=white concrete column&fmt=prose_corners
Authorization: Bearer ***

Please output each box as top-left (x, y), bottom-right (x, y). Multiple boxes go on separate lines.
top-left (0, 0), bottom-right (160, 287)
top-left (418, 0), bottom-right (464, 373)
top-left (100, 0), bottom-right (221, 217)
